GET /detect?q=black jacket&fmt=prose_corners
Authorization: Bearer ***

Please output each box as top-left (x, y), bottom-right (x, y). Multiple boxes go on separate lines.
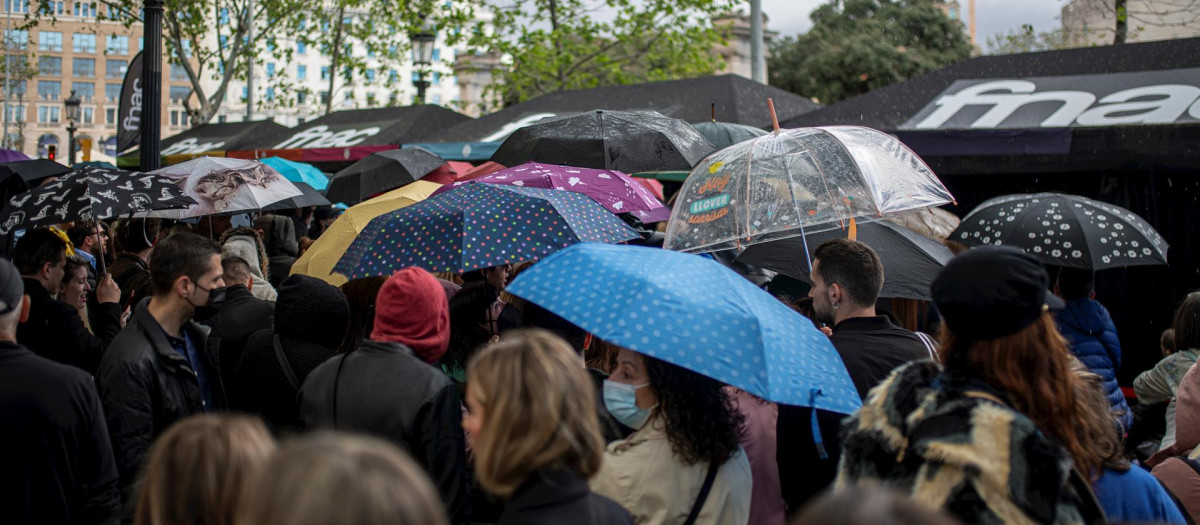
top-left (262, 216), bottom-right (298, 289)
top-left (0, 341), bottom-right (120, 525)
top-left (96, 301), bottom-right (219, 505)
top-left (203, 284), bottom-right (273, 400)
top-left (298, 340), bottom-right (471, 525)
top-left (16, 277), bottom-right (121, 375)
top-left (776, 315), bottom-right (931, 514)
top-left (108, 253), bottom-right (151, 312)
top-left (234, 329), bottom-right (336, 431)
top-left (497, 469), bottom-right (634, 525)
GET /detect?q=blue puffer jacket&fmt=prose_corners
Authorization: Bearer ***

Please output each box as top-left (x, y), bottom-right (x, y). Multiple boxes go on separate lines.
top-left (1057, 298), bottom-right (1133, 432)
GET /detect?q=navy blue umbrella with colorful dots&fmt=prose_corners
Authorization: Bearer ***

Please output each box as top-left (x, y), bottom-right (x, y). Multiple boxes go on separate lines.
top-left (333, 183), bottom-right (640, 277)
top-left (950, 193), bottom-right (1168, 270)
top-left (507, 242), bottom-right (862, 413)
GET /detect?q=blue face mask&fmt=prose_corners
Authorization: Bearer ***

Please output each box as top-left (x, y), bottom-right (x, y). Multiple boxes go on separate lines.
top-left (603, 380), bottom-right (656, 430)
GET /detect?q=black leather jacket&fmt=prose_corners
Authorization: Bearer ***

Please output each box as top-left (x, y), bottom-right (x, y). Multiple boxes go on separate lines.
top-left (96, 300), bottom-right (220, 505)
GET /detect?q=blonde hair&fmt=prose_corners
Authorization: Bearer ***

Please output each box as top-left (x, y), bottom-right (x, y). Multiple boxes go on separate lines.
top-left (237, 432), bottom-right (448, 525)
top-left (466, 328), bottom-right (605, 497)
top-left (134, 414), bottom-right (275, 525)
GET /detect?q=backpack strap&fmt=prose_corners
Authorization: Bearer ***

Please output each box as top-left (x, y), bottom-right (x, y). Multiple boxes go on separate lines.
top-left (272, 334), bottom-right (300, 390)
top-left (683, 461), bottom-right (720, 525)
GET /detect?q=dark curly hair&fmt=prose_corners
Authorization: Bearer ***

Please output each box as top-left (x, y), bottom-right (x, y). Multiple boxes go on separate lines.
top-left (643, 355), bottom-right (744, 466)
top-left (442, 283), bottom-right (500, 373)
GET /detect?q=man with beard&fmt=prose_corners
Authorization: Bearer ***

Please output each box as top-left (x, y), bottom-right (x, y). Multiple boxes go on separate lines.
top-left (775, 238), bottom-right (932, 516)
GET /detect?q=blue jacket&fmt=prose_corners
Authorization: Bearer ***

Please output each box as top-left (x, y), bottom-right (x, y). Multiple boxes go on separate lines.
top-left (1057, 298), bottom-right (1133, 432)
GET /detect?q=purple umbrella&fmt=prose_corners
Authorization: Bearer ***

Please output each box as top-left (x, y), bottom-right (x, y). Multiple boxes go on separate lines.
top-left (432, 162), bottom-right (670, 221)
top-left (0, 149), bottom-right (29, 163)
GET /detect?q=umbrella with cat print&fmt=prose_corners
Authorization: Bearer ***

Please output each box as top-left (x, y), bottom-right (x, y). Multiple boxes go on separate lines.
top-left (0, 166), bottom-right (194, 235)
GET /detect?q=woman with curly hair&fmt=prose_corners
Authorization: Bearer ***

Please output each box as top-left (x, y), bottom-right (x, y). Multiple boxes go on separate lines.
top-left (589, 343), bottom-right (751, 525)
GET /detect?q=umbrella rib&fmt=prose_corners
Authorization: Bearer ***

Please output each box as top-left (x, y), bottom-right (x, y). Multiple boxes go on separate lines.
top-left (819, 128), bottom-right (883, 218)
top-left (798, 135), bottom-right (846, 230)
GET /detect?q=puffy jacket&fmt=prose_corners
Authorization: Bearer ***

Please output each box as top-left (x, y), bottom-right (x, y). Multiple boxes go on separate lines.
top-left (96, 300), bottom-right (219, 505)
top-left (1056, 298), bottom-right (1133, 432)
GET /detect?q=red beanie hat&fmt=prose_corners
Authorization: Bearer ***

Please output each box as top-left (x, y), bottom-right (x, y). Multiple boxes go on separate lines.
top-left (370, 267), bottom-right (450, 363)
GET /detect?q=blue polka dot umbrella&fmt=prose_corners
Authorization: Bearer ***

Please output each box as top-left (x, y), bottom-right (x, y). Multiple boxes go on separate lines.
top-left (507, 243), bottom-right (861, 413)
top-left (333, 184), bottom-right (640, 277)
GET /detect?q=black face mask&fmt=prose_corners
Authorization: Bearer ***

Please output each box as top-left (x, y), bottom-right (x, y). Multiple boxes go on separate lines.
top-left (188, 284), bottom-right (228, 321)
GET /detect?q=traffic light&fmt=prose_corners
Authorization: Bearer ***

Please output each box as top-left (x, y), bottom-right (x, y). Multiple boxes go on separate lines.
top-left (47, 144), bottom-right (56, 161)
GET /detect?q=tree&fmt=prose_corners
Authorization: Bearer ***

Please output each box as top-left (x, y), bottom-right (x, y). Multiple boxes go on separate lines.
top-left (985, 23), bottom-right (1075, 55)
top-left (0, 30), bottom-right (38, 152)
top-left (1061, 0), bottom-right (1200, 46)
top-left (22, 0), bottom-right (473, 125)
top-left (767, 0), bottom-right (972, 105)
top-left (470, 0), bottom-right (736, 105)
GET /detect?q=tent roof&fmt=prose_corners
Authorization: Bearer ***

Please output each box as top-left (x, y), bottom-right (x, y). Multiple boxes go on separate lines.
top-left (429, 74), bottom-right (820, 142)
top-left (252, 105), bottom-right (472, 150)
top-left (782, 37), bottom-right (1200, 129)
top-left (157, 120), bottom-right (288, 155)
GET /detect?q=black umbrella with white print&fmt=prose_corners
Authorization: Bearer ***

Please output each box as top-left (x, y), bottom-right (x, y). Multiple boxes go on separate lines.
top-left (950, 193), bottom-right (1168, 270)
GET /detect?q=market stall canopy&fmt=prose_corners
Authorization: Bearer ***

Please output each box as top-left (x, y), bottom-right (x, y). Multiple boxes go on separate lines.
top-left (249, 105), bottom-right (471, 151)
top-left (157, 120), bottom-right (290, 156)
top-left (428, 74), bottom-right (820, 143)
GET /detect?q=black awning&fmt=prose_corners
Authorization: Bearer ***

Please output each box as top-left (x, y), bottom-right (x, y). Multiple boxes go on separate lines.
top-left (159, 120), bottom-right (290, 155)
top-left (249, 105), bottom-right (472, 150)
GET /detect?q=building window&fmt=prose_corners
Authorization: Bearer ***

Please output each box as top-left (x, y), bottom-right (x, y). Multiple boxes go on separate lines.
top-left (218, 7), bottom-right (228, 24)
top-left (73, 33), bottom-right (95, 53)
top-left (104, 83), bottom-right (119, 101)
top-left (5, 0), bottom-right (29, 13)
top-left (218, 35), bottom-right (228, 49)
top-left (81, 106), bottom-right (93, 123)
top-left (366, 92), bottom-right (375, 105)
top-left (948, 7), bottom-right (958, 19)
top-left (432, 94), bottom-right (441, 104)
top-left (297, 64), bottom-right (306, 81)
top-left (105, 59), bottom-right (126, 78)
top-left (266, 62), bottom-right (275, 78)
top-left (266, 87), bottom-right (274, 102)
top-left (71, 82), bottom-right (93, 101)
top-left (365, 68), bottom-right (376, 82)
top-left (170, 110), bottom-right (178, 126)
top-left (73, 1), bottom-right (95, 16)
top-left (105, 107), bottom-right (114, 124)
top-left (218, 114), bottom-right (226, 123)
top-left (4, 29), bottom-right (28, 50)
top-left (5, 105), bottom-right (25, 122)
top-left (432, 48), bottom-right (440, 61)
top-left (297, 91), bottom-right (306, 104)
top-left (72, 58), bottom-right (94, 77)
top-left (297, 117), bottom-right (305, 124)
top-left (169, 63), bottom-right (187, 81)
top-left (39, 0), bottom-right (63, 15)
top-left (320, 66), bottom-right (329, 80)
top-left (344, 90), bottom-right (353, 101)
top-left (297, 41), bottom-right (306, 54)
top-left (37, 56), bottom-right (61, 75)
top-left (37, 80), bottom-right (60, 100)
top-left (319, 91), bottom-right (328, 104)
top-left (389, 69), bottom-right (398, 83)
top-left (38, 31), bottom-right (61, 51)
top-left (169, 85), bottom-right (189, 103)
top-left (106, 35), bottom-right (128, 54)
top-left (37, 106), bottom-right (60, 123)
top-left (241, 86), bottom-right (247, 101)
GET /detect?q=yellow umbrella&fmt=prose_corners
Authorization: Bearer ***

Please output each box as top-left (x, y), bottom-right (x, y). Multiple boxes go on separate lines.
top-left (290, 180), bottom-right (442, 286)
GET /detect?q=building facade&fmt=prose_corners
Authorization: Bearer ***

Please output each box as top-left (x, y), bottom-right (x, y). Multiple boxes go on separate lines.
top-left (936, 0), bottom-right (977, 46)
top-left (712, 11), bottom-right (777, 81)
top-left (1, 2), bottom-right (191, 161)
top-left (1062, 0), bottom-right (1200, 46)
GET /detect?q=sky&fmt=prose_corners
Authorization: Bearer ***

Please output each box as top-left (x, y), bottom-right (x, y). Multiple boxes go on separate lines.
top-left (761, 0), bottom-right (1066, 49)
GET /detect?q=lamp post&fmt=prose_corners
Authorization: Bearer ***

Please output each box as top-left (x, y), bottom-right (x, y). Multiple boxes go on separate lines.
top-left (411, 26), bottom-right (435, 104)
top-left (64, 89), bottom-right (80, 166)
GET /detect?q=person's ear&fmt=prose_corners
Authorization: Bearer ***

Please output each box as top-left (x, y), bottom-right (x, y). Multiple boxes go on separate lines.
top-left (175, 277), bottom-right (192, 298)
top-left (828, 283), bottom-right (842, 304)
top-left (19, 295), bottom-right (30, 323)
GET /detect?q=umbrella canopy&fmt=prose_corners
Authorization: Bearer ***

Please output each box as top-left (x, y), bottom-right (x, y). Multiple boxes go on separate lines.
top-left (507, 243), bottom-right (861, 412)
top-left (664, 126), bottom-right (955, 254)
top-left (291, 180), bottom-right (442, 286)
top-left (143, 157), bottom-right (303, 218)
top-left (735, 221), bottom-right (954, 300)
top-left (334, 184), bottom-right (640, 277)
top-left (262, 181), bottom-right (330, 212)
top-left (260, 156), bottom-right (329, 191)
top-left (0, 159), bottom-right (71, 186)
top-left (74, 161), bottom-right (118, 170)
top-left (490, 110), bottom-right (717, 174)
top-left (692, 121), bottom-right (769, 150)
top-left (462, 161), bottom-right (507, 181)
top-left (431, 162), bottom-right (668, 218)
top-left (950, 193), bottom-right (1168, 270)
top-left (0, 167), bottom-right (193, 234)
top-left (0, 149), bottom-right (30, 163)
top-left (326, 147), bottom-right (447, 205)
top-left (422, 161), bottom-right (476, 185)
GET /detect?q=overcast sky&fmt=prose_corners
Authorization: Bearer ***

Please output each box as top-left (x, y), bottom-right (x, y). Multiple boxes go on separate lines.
top-left (762, 0), bottom-right (1066, 48)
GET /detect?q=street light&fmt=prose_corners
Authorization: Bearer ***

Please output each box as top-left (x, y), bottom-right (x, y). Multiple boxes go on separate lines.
top-left (64, 89), bottom-right (80, 166)
top-left (411, 24), bottom-right (436, 104)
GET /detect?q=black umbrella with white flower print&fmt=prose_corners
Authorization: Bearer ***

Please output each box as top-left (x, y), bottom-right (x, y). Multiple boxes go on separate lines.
top-left (950, 193), bottom-right (1167, 270)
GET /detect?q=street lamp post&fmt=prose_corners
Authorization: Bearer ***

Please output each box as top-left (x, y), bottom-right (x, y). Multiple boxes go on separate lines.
top-left (411, 26), bottom-right (436, 105)
top-left (64, 89), bottom-right (80, 166)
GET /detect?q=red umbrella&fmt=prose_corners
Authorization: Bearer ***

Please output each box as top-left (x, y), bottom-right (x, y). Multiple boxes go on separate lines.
top-left (423, 161), bottom-right (476, 184)
top-left (462, 161), bottom-right (507, 181)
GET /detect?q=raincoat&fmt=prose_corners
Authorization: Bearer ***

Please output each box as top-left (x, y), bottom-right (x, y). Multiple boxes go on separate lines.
top-left (1134, 349), bottom-right (1200, 451)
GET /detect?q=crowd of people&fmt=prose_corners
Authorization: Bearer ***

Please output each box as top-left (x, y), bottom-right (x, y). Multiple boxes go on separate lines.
top-left (2, 210), bottom-right (1199, 525)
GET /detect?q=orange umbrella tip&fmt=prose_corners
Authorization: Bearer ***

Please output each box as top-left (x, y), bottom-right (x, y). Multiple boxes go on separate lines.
top-left (767, 98), bottom-right (780, 132)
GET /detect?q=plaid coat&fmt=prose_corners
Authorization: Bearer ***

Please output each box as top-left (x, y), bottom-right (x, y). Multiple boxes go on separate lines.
top-left (836, 361), bottom-right (1105, 525)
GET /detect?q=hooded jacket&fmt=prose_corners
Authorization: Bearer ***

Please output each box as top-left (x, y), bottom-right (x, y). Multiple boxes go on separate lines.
top-left (221, 230), bottom-right (277, 302)
top-left (233, 275), bottom-right (348, 430)
top-left (1056, 298), bottom-right (1133, 432)
top-left (837, 361), bottom-right (1105, 525)
top-left (261, 216), bottom-right (298, 290)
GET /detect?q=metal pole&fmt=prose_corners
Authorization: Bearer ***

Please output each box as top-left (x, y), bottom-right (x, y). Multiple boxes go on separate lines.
top-left (3, 11), bottom-right (12, 150)
top-left (141, 0), bottom-right (163, 171)
top-left (750, 0), bottom-right (764, 84)
top-left (416, 73), bottom-right (428, 104)
top-left (244, 0), bottom-right (253, 120)
top-left (67, 122), bottom-right (76, 165)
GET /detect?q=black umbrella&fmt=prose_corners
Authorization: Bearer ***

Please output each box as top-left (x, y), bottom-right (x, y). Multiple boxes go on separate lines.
top-left (263, 181), bottom-right (331, 212)
top-left (735, 221), bottom-right (954, 300)
top-left (0, 167), bottom-right (194, 236)
top-left (490, 109), bottom-right (717, 173)
top-left (950, 193), bottom-right (1168, 270)
top-left (692, 121), bottom-right (768, 150)
top-left (0, 159), bottom-right (71, 186)
top-left (326, 147), bottom-right (446, 205)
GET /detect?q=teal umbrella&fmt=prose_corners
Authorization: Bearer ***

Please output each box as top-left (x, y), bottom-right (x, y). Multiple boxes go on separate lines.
top-left (261, 156), bottom-right (329, 191)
